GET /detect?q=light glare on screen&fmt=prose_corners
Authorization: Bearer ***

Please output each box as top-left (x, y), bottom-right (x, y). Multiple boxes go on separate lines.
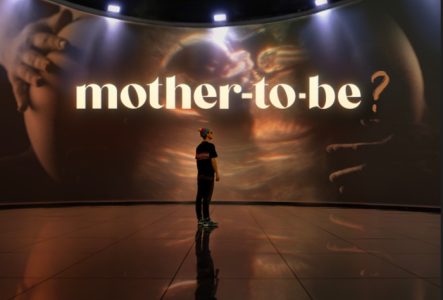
top-left (211, 27), bottom-right (229, 45)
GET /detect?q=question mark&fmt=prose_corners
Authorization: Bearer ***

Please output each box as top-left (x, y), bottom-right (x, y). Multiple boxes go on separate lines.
top-left (371, 70), bottom-right (390, 113)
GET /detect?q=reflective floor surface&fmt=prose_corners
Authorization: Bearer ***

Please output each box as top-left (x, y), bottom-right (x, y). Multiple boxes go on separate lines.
top-left (0, 204), bottom-right (440, 300)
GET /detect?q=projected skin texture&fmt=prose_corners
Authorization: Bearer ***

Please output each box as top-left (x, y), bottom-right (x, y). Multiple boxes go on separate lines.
top-left (135, 8), bottom-right (432, 203)
top-left (0, 5), bottom-right (71, 113)
top-left (0, 0), bottom-right (438, 204)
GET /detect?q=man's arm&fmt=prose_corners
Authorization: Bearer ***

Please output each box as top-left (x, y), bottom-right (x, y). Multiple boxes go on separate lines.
top-left (211, 158), bottom-right (220, 181)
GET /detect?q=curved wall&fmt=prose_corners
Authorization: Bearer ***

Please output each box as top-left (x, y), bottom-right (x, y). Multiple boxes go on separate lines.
top-left (0, 0), bottom-right (439, 205)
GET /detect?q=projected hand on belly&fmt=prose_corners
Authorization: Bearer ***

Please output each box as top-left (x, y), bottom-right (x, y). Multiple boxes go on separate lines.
top-left (21, 10), bottom-right (99, 181)
top-left (0, 9), bottom-right (73, 112)
top-left (24, 14), bottom-right (199, 196)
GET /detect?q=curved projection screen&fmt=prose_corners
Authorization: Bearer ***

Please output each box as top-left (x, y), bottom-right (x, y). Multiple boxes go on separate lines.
top-left (0, 0), bottom-right (440, 205)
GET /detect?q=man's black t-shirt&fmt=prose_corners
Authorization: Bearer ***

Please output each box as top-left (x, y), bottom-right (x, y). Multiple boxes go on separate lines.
top-left (195, 141), bottom-right (218, 178)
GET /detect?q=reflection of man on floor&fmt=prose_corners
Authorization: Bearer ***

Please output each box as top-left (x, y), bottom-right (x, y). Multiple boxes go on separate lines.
top-left (195, 226), bottom-right (219, 300)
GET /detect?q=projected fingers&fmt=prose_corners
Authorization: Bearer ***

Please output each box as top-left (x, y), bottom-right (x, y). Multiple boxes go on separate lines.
top-left (15, 63), bottom-right (44, 86)
top-left (30, 32), bottom-right (67, 52)
top-left (30, 8), bottom-right (72, 51)
top-left (257, 45), bottom-right (305, 74)
top-left (327, 133), bottom-right (394, 195)
top-left (21, 50), bottom-right (51, 72)
top-left (329, 164), bottom-right (366, 183)
top-left (7, 62), bottom-right (42, 111)
top-left (326, 134), bottom-right (393, 152)
top-left (0, 9), bottom-right (72, 112)
top-left (328, 164), bottom-right (367, 195)
top-left (9, 77), bottom-right (30, 112)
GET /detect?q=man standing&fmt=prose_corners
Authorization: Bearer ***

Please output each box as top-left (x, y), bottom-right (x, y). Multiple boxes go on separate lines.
top-left (195, 128), bottom-right (220, 227)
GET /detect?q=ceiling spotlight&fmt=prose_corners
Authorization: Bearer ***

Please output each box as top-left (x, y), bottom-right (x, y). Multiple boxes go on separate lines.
top-left (213, 13), bottom-right (227, 22)
top-left (107, 4), bottom-right (121, 13)
top-left (315, 0), bottom-right (328, 6)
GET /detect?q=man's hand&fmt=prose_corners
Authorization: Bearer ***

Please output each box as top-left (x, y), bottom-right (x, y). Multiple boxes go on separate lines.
top-left (0, 9), bottom-right (73, 112)
top-left (215, 173), bottom-right (220, 182)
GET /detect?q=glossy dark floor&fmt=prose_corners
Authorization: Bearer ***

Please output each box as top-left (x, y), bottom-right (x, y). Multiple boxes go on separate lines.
top-left (0, 204), bottom-right (440, 300)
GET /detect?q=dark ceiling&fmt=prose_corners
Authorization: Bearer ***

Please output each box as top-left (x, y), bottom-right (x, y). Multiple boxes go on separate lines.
top-left (52, 0), bottom-right (350, 24)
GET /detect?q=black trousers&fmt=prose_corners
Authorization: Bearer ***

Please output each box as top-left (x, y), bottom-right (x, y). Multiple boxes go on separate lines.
top-left (195, 176), bottom-right (214, 220)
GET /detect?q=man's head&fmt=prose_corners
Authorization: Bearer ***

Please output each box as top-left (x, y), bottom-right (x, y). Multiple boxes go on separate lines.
top-left (198, 128), bottom-right (213, 140)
